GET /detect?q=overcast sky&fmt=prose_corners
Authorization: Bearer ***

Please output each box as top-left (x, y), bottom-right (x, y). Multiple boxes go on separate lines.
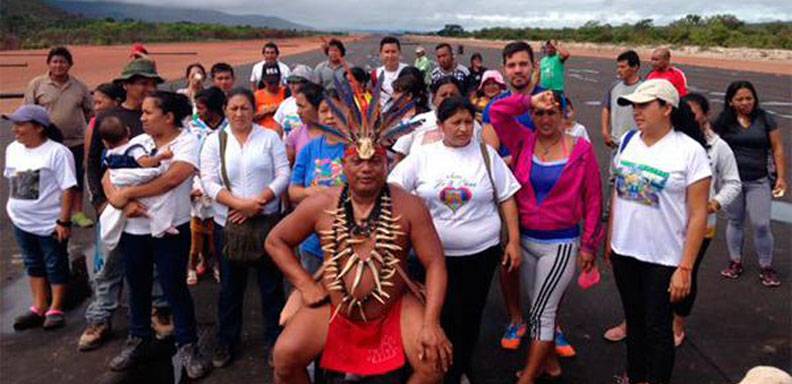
top-left (88, 0), bottom-right (792, 30)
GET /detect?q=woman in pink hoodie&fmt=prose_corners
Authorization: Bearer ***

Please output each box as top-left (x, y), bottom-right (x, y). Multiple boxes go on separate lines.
top-left (490, 91), bottom-right (604, 383)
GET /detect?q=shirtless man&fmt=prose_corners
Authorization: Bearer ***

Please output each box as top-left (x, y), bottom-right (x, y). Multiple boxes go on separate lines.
top-left (265, 73), bottom-right (452, 382)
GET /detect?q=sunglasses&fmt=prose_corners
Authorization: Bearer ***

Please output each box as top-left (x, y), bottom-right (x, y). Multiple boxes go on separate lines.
top-left (533, 109), bottom-right (558, 117)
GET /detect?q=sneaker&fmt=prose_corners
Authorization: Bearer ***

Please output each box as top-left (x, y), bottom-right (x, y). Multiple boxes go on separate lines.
top-left (43, 310), bottom-right (65, 330)
top-left (187, 269), bottom-right (198, 286)
top-left (78, 322), bottom-right (112, 351)
top-left (109, 336), bottom-right (150, 371)
top-left (212, 343), bottom-right (232, 368)
top-left (71, 212), bottom-right (95, 228)
top-left (554, 328), bottom-right (576, 358)
top-left (196, 262), bottom-right (207, 277)
top-left (13, 308), bottom-right (45, 331)
top-left (178, 343), bottom-right (212, 379)
top-left (603, 322), bottom-right (627, 342)
top-left (151, 307), bottom-right (174, 339)
top-left (760, 267), bottom-right (781, 287)
top-left (500, 322), bottom-right (526, 350)
top-left (720, 261), bottom-right (743, 279)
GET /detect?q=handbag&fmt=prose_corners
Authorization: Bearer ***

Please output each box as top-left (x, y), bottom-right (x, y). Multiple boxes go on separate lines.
top-left (219, 129), bottom-right (280, 265)
top-left (479, 142), bottom-right (509, 250)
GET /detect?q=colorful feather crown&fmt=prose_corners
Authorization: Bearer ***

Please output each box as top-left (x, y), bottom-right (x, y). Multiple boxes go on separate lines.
top-left (309, 71), bottom-right (424, 159)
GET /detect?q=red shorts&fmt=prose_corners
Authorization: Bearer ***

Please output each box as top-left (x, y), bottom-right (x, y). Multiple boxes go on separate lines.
top-left (320, 298), bottom-right (405, 376)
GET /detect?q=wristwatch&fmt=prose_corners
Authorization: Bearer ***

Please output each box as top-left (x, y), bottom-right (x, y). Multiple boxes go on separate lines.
top-left (56, 219), bottom-right (72, 228)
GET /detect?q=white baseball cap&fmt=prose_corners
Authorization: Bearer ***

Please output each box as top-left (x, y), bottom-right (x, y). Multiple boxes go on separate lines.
top-left (617, 79), bottom-right (679, 108)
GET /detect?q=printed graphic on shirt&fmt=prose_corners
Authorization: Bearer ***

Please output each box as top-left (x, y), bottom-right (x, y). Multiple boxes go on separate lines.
top-left (10, 169), bottom-right (40, 200)
top-left (280, 115), bottom-right (302, 135)
top-left (435, 174), bottom-right (476, 213)
top-left (311, 158), bottom-right (345, 187)
top-left (614, 159), bottom-right (668, 207)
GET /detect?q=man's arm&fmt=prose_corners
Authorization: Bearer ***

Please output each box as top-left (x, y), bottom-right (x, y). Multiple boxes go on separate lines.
top-left (265, 191), bottom-right (333, 305)
top-left (556, 41), bottom-right (571, 62)
top-left (405, 193), bottom-right (446, 325)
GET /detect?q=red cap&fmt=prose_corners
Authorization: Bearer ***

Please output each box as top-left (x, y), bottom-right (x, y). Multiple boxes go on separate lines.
top-left (130, 43), bottom-right (148, 59)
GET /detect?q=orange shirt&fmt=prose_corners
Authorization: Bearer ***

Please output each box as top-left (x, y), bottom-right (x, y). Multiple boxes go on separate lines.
top-left (254, 87), bottom-right (287, 130)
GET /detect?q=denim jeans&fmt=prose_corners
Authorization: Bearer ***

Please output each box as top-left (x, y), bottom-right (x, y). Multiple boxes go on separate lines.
top-left (13, 226), bottom-right (70, 284)
top-left (214, 224), bottom-right (285, 348)
top-left (119, 222), bottom-right (198, 345)
top-left (725, 177), bottom-right (775, 268)
top-left (85, 223), bottom-right (168, 325)
top-left (612, 253), bottom-right (676, 384)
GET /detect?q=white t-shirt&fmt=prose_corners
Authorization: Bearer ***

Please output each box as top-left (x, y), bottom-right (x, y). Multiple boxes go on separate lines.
top-left (389, 140), bottom-right (520, 256)
top-left (273, 96), bottom-right (301, 138)
top-left (610, 130), bottom-right (711, 266)
top-left (124, 129), bottom-right (199, 235)
top-left (376, 63), bottom-right (408, 106)
top-left (392, 111), bottom-right (483, 157)
top-left (566, 122), bottom-right (590, 142)
top-left (5, 139), bottom-right (77, 236)
top-left (250, 60), bottom-right (291, 86)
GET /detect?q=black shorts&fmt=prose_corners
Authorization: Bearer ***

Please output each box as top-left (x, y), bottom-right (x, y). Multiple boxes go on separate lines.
top-left (68, 144), bottom-right (84, 191)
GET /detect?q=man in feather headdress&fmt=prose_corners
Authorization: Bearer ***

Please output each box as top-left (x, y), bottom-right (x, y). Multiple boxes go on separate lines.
top-left (265, 73), bottom-right (452, 383)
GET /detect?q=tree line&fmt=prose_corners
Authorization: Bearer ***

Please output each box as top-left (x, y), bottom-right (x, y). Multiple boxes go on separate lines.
top-left (434, 15), bottom-right (792, 50)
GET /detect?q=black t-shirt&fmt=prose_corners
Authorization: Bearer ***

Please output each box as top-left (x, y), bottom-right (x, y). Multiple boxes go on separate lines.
top-left (469, 66), bottom-right (487, 91)
top-left (718, 112), bottom-right (777, 182)
top-left (87, 106), bottom-right (144, 207)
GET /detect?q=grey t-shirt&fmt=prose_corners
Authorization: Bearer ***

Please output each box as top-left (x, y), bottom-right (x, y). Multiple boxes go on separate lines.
top-left (718, 112), bottom-right (777, 182)
top-left (604, 79), bottom-right (642, 141)
top-left (315, 60), bottom-right (351, 89)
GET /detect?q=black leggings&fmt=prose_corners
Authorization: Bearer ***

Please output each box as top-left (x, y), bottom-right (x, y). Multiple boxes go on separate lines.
top-left (441, 246), bottom-right (499, 384)
top-left (673, 238), bottom-right (711, 317)
top-left (612, 253), bottom-right (676, 384)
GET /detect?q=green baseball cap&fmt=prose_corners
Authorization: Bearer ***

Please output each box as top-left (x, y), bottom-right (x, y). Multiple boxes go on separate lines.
top-left (113, 59), bottom-right (165, 84)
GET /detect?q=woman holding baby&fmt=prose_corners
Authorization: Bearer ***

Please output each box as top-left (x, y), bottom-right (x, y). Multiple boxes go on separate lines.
top-left (103, 91), bottom-right (212, 379)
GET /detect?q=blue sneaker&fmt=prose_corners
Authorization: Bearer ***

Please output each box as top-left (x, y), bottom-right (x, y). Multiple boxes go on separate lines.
top-left (554, 327), bottom-right (576, 357)
top-left (500, 322), bottom-right (526, 350)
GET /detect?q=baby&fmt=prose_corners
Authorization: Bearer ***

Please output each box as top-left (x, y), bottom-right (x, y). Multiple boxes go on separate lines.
top-left (98, 116), bottom-right (179, 250)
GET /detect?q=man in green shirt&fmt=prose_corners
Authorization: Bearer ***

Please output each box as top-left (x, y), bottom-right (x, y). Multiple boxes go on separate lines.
top-left (539, 40), bottom-right (571, 93)
top-left (414, 46), bottom-right (434, 89)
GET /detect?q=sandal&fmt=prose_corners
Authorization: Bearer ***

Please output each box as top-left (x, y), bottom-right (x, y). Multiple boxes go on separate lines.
top-left (187, 269), bottom-right (198, 286)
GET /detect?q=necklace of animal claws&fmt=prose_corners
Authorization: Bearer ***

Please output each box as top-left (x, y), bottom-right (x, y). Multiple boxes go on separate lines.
top-left (319, 185), bottom-right (405, 323)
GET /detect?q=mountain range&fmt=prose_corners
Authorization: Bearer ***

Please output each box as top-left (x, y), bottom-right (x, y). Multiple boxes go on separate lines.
top-left (45, 0), bottom-right (311, 30)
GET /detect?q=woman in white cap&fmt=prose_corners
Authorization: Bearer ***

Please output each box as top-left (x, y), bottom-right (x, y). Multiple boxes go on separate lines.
top-left (609, 79), bottom-right (711, 384)
top-left (4, 105), bottom-right (76, 331)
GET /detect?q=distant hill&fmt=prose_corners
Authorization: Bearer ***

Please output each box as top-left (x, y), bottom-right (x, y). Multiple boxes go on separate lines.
top-left (46, 0), bottom-right (311, 31)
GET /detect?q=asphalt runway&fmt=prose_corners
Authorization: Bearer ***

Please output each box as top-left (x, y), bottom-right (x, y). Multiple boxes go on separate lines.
top-left (0, 36), bottom-right (789, 383)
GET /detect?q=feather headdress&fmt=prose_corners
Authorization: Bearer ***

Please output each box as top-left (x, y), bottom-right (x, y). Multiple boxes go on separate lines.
top-left (309, 67), bottom-right (424, 160)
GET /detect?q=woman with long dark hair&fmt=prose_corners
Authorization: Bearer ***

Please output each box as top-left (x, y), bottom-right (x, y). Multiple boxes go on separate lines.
top-left (713, 80), bottom-right (786, 287)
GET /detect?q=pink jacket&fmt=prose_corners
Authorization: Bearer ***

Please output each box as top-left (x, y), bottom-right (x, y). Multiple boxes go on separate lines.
top-left (490, 94), bottom-right (604, 253)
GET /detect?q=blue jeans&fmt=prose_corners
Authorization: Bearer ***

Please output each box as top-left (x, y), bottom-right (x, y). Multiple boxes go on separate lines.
top-left (85, 223), bottom-right (168, 325)
top-left (120, 222), bottom-right (197, 345)
top-left (13, 226), bottom-right (70, 284)
top-left (215, 224), bottom-right (285, 347)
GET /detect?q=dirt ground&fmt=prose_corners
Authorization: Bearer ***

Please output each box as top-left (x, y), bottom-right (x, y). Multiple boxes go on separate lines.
top-left (408, 35), bottom-right (792, 76)
top-left (0, 35), bottom-right (363, 113)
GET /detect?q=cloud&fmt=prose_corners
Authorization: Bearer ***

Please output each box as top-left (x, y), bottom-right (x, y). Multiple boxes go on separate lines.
top-left (74, 0), bottom-right (792, 30)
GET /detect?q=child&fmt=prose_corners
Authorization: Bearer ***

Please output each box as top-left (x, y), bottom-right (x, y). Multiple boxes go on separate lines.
top-left (562, 96), bottom-right (590, 142)
top-left (97, 116), bottom-right (178, 250)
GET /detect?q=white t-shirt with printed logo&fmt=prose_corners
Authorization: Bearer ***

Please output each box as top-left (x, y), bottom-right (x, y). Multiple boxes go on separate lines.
top-left (5, 139), bottom-right (77, 236)
top-left (124, 129), bottom-right (199, 235)
top-left (388, 140), bottom-right (520, 256)
top-left (610, 129), bottom-right (711, 267)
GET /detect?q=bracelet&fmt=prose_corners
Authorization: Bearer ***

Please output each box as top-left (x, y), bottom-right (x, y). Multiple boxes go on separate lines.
top-left (56, 219), bottom-right (72, 228)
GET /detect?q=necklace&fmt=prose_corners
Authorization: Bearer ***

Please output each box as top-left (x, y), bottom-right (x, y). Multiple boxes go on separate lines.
top-left (319, 185), bottom-right (405, 323)
top-left (536, 135), bottom-right (562, 162)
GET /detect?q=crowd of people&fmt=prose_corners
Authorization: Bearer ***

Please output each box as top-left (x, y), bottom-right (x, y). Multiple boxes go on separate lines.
top-left (3, 35), bottom-right (787, 384)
